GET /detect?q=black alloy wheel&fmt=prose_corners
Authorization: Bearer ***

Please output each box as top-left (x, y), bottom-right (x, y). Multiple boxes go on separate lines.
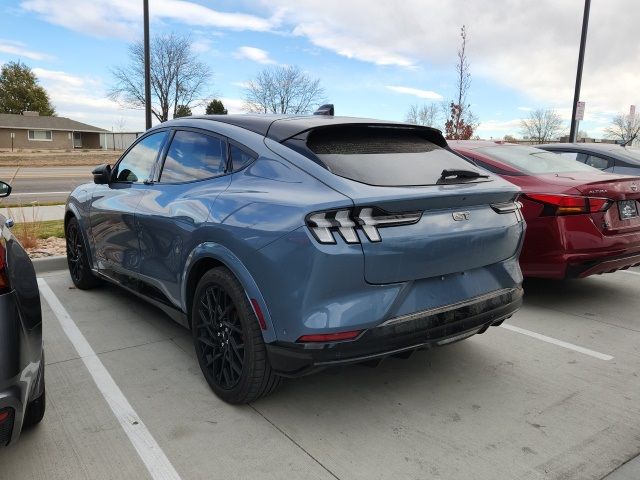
top-left (195, 284), bottom-right (245, 390)
top-left (192, 267), bottom-right (282, 404)
top-left (65, 217), bottom-right (101, 289)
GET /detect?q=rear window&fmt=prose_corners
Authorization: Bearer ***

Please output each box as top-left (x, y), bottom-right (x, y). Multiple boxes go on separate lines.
top-left (303, 126), bottom-right (486, 186)
top-left (476, 146), bottom-right (600, 175)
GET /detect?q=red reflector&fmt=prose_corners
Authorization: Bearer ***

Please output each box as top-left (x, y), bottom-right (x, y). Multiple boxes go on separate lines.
top-left (250, 299), bottom-right (267, 331)
top-left (297, 330), bottom-right (362, 343)
top-left (0, 410), bottom-right (10, 423)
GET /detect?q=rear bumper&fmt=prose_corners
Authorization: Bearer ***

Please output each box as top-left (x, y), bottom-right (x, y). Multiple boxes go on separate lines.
top-left (266, 286), bottom-right (523, 377)
top-left (521, 214), bottom-right (640, 279)
top-left (565, 252), bottom-right (640, 278)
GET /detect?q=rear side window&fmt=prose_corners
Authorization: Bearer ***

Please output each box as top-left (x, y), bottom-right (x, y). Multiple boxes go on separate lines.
top-left (160, 130), bottom-right (226, 183)
top-left (229, 144), bottom-right (256, 171)
top-left (303, 126), bottom-right (483, 186)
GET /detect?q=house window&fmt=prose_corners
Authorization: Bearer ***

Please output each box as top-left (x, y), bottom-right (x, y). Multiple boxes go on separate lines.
top-left (28, 130), bottom-right (53, 141)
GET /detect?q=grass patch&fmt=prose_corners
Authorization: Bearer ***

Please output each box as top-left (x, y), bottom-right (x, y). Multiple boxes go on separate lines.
top-left (12, 220), bottom-right (65, 248)
top-left (0, 201), bottom-right (65, 208)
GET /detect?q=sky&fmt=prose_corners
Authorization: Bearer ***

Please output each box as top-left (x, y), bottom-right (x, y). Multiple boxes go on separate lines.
top-left (0, 0), bottom-right (638, 139)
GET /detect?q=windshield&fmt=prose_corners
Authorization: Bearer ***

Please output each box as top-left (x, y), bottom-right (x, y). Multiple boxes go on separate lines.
top-left (476, 145), bottom-right (600, 174)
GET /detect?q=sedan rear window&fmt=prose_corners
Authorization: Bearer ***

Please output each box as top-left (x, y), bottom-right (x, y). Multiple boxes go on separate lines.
top-left (303, 126), bottom-right (486, 187)
top-left (476, 146), bottom-right (600, 175)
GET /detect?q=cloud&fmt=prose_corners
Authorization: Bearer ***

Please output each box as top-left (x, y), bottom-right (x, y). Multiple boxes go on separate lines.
top-left (20, 0), bottom-right (277, 39)
top-left (0, 39), bottom-right (53, 61)
top-left (258, 0), bottom-right (640, 119)
top-left (28, 67), bottom-right (147, 130)
top-left (386, 86), bottom-right (442, 100)
top-left (475, 119), bottom-right (522, 137)
top-left (234, 46), bottom-right (276, 64)
top-left (517, 106), bottom-right (532, 112)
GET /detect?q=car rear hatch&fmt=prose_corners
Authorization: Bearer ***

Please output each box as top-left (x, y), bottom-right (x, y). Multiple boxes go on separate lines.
top-left (293, 125), bottom-right (524, 284)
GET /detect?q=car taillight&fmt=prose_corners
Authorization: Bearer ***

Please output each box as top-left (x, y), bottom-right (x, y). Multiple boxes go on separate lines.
top-left (0, 243), bottom-right (9, 293)
top-left (306, 207), bottom-right (422, 244)
top-left (523, 194), bottom-right (612, 216)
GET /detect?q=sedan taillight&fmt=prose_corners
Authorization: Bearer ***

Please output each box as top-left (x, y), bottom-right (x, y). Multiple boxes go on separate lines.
top-left (306, 207), bottom-right (422, 244)
top-left (523, 193), bottom-right (612, 216)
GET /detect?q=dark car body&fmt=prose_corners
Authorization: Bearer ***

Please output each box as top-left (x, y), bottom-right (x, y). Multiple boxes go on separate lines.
top-left (0, 196), bottom-right (45, 445)
top-left (66, 115), bottom-right (525, 402)
top-left (451, 141), bottom-right (640, 279)
top-left (538, 143), bottom-right (640, 176)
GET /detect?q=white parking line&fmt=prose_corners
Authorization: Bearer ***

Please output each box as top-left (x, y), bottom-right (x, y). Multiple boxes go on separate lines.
top-left (37, 278), bottom-right (182, 480)
top-left (618, 270), bottom-right (640, 277)
top-left (501, 323), bottom-right (614, 361)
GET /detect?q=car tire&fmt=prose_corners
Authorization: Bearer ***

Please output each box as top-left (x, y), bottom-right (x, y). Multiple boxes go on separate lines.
top-left (22, 360), bottom-right (45, 429)
top-left (66, 217), bottom-right (101, 290)
top-left (192, 267), bottom-right (282, 404)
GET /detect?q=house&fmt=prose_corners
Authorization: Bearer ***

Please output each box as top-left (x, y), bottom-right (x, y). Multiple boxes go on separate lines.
top-left (0, 111), bottom-right (108, 150)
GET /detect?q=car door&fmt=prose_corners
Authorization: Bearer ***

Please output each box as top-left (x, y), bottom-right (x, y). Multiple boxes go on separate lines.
top-left (135, 128), bottom-right (231, 310)
top-left (89, 130), bottom-right (169, 281)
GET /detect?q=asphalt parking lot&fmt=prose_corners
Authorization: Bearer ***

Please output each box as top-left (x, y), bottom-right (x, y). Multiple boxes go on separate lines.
top-left (1, 268), bottom-right (640, 480)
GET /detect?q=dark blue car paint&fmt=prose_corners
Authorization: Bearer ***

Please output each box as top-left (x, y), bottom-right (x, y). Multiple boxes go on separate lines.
top-left (66, 115), bottom-right (525, 361)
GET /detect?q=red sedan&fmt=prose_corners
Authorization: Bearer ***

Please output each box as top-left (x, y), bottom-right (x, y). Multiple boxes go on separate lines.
top-left (449, 141), bottom-right (640, 279)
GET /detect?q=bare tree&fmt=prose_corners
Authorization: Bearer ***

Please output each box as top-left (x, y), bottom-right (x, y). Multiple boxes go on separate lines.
top-left (445, 25), bottom-right (478, 139)
top-left (406, 103), bottom-right (440, 127)
top-left (520, 109), bottom-right (564, 143)
top-left (604, 112), bottom-right (640, 146)
top-left (109, 33), bottom-right (212, 123)
top-left (243, 65), bottom-right (325, 114)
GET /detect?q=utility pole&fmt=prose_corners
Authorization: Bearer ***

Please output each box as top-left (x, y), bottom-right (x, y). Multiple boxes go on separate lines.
top-left (143, 0), bottom-right (152, 130)
top-left (569, 0), bottom-right (591, 143)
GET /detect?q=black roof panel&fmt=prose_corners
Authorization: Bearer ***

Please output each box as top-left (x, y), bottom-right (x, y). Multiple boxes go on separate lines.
top-left (189, 114), bottom-right (443, 143)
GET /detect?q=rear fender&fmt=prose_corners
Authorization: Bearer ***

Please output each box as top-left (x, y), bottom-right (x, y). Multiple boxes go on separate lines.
top-left (182, 243), bottom-right (278, 343)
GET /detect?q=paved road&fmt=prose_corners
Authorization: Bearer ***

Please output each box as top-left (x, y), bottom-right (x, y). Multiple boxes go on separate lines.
top-left (1, 269), bottom-right (639, 479)
top-left (0, 166), bottom-right (92, 203)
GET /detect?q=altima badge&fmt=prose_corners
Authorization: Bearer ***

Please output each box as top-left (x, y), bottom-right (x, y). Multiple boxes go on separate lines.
top-left (452, 211), bottom-right (471, 221)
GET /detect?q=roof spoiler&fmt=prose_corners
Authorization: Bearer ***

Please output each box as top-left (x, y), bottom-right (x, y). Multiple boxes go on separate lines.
top-left (313, 104), bottom-right (334, 116)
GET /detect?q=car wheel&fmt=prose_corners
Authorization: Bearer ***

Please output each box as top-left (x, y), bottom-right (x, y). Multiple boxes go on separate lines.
top-left (22, 359), bottom-right (45, 429)
top-left (192, 267), bottom-right (282, 404)
top-left (66, 217), bottom-right (101, 289)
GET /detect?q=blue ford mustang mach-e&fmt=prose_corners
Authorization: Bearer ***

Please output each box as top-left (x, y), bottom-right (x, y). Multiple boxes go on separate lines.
top-left (65, 115), bottom-right (525, 403)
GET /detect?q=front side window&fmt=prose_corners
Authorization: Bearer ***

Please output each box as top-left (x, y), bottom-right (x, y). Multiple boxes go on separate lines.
top-left (160, 130), bottom-right (226, 183)
top-left (114, 131), bottom-right (168, 183)
top-left (28, 130), bottom-right (52, 141)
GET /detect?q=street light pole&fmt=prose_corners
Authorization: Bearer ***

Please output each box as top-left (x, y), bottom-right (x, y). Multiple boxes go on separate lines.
top-left (569, 0), bottom-right (591, 143)
top-left (143, 0), bottom-right (152, 130)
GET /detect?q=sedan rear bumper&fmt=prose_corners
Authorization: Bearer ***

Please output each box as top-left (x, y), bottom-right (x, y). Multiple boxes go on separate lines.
top-left (566, 252), bottom-right (640, 278)
top-left (266, 287), bottom-right (523, 377)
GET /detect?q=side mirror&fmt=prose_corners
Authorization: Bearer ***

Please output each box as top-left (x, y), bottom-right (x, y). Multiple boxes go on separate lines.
top-left (0, 180), bottom-right (11, 198)
top-left (92, 164), bottom-right (112, 185)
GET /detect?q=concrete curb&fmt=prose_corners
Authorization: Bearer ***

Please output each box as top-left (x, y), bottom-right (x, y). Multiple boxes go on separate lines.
top-left (32, 256), bottom-right (67, 274)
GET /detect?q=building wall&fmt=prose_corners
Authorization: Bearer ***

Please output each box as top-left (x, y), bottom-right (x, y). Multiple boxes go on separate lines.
top-left (82, 132), bottom-right (101, 149)
top-left (100, 132), bottom-right (142, 151)
top-left (0, 128), bottom-right (74, 150)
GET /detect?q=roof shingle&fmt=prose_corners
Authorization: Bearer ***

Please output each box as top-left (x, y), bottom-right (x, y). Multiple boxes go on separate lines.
top-left (0, 113), bottom-right (108, 132)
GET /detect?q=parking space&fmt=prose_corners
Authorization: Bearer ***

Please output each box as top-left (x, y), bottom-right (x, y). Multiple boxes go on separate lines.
top-left (1, 269), bottom-right (640, 480)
